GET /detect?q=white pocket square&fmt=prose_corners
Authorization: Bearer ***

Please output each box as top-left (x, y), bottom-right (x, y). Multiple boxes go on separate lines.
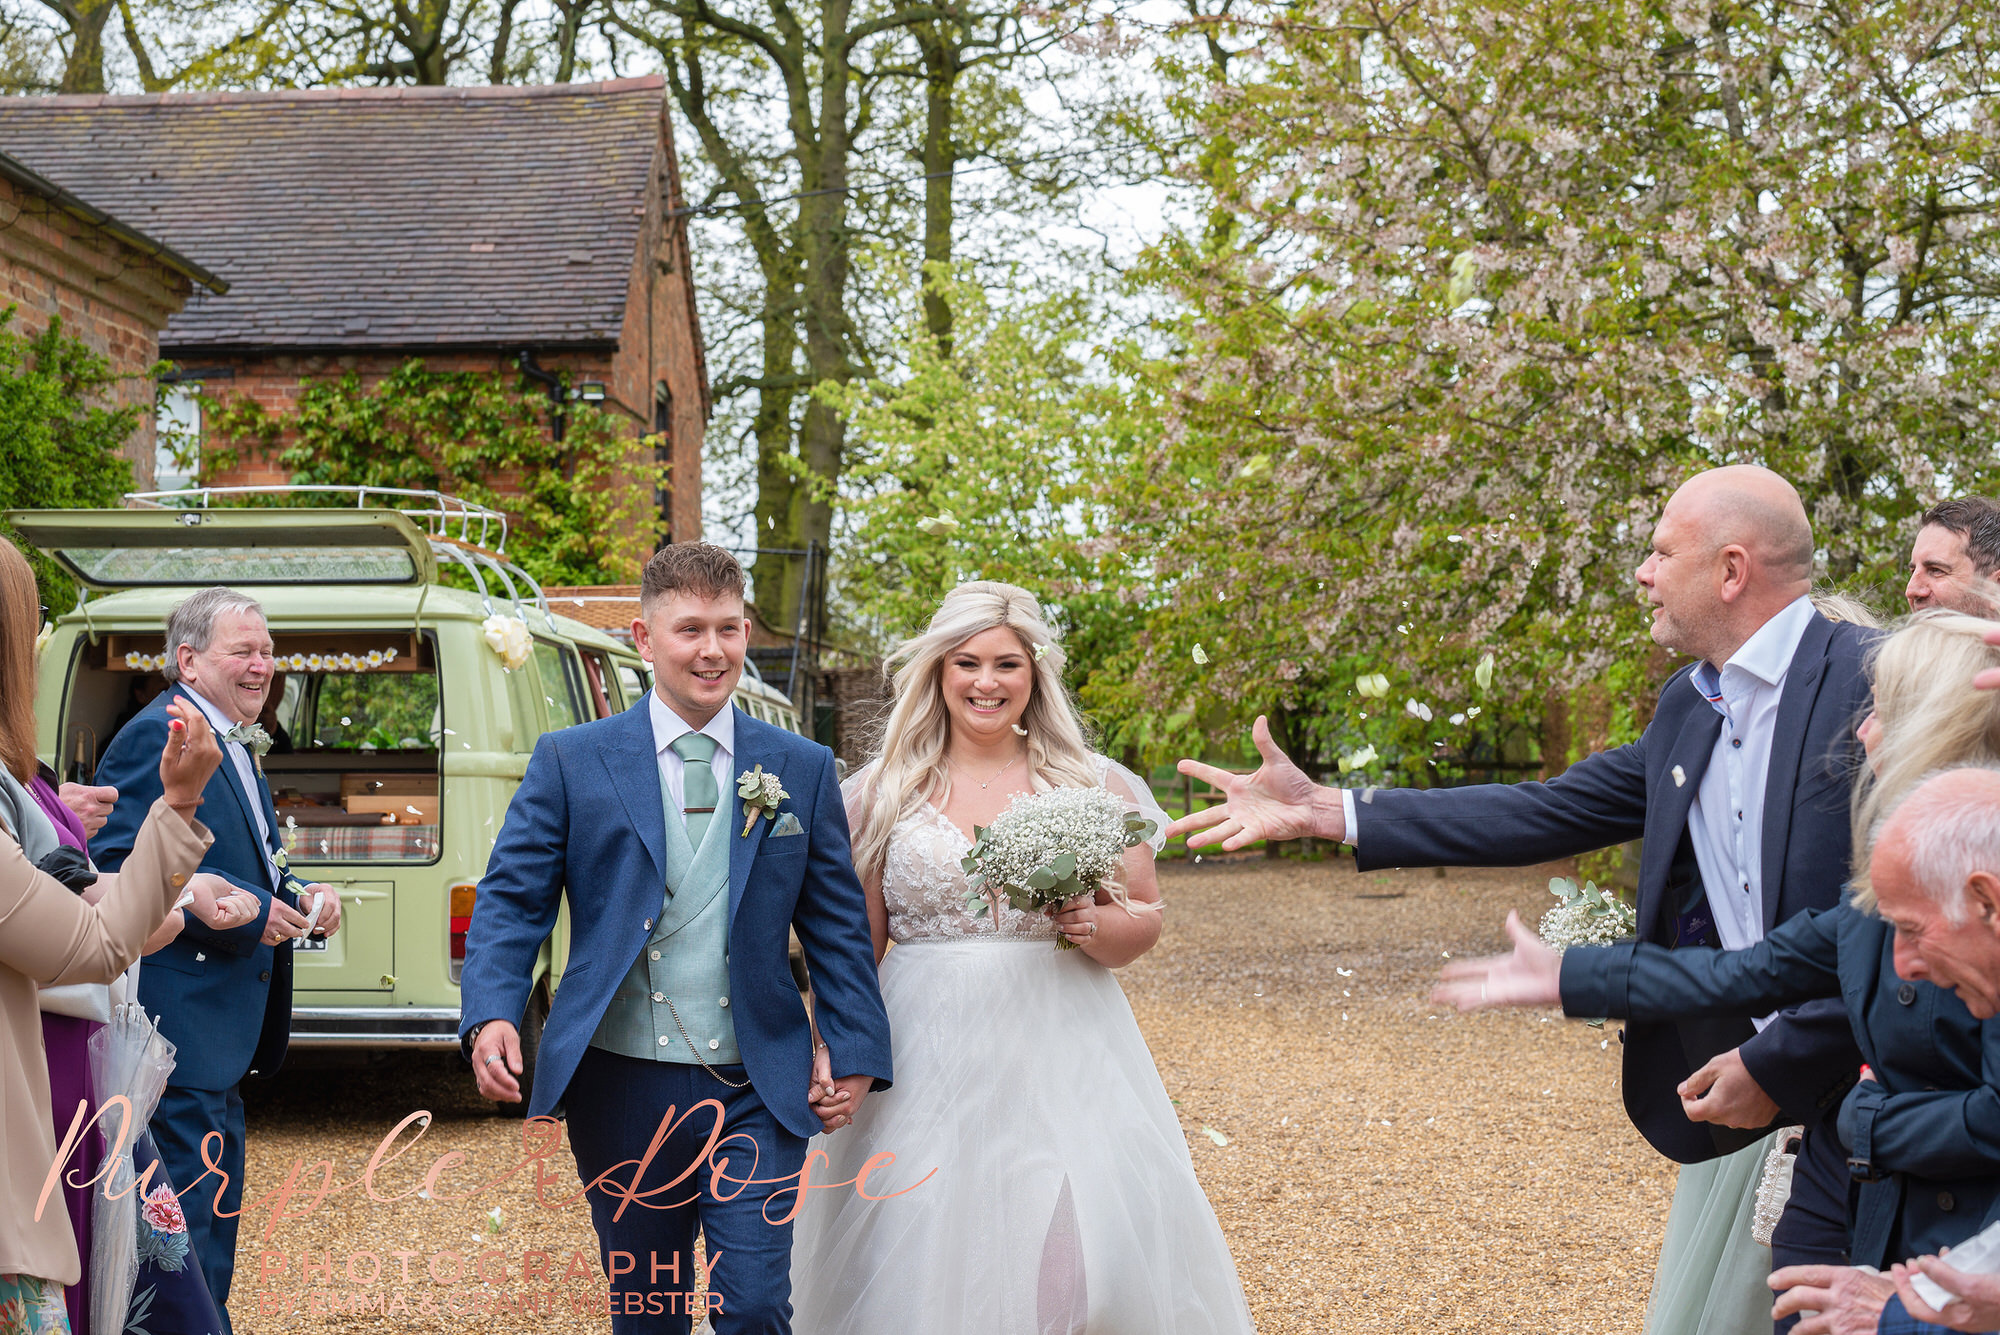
top-left (770, 812), bottom-right (804, 838)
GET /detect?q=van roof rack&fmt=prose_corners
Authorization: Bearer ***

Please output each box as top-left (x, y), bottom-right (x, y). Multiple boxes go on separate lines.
top-left (123, 485), bottom-right (552, 617)
top-left (126, 485), bottom-right (510, 552)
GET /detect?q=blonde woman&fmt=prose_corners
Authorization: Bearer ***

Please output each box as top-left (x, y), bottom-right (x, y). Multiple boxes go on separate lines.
top-left (1850, 609), bottom-right (2000, 906)
top-left (789, 581), bottom-right (1256, 1334)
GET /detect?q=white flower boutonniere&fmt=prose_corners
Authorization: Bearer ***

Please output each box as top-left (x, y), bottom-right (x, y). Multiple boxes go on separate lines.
top-left (737, 764), bottom-right (788, 837)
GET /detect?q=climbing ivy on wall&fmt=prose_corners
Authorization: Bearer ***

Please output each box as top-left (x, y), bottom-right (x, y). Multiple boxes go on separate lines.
top-left (204, 359), bottom-right (666, 585)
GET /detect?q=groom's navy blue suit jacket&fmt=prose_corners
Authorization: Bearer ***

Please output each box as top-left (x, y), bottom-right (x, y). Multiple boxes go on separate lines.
top-left (458, 698), bottom-right (892, 1133)
top-left (1356, 612), bottom-right (1873, 1163)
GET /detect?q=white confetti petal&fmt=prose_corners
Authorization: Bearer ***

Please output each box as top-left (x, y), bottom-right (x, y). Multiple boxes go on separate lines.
top-left (1672, 764), bottom-right (1686, 787)
top-left (1192, 643), bottom-right (1209, 665)
top-left (1201, 1125), bottom-right (1230, 1147)
top-left (1475, 652), bottom-right (1495, 691)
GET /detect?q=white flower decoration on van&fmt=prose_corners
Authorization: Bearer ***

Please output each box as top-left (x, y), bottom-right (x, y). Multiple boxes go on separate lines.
top-left (482, 615), bottom-right (532, 672)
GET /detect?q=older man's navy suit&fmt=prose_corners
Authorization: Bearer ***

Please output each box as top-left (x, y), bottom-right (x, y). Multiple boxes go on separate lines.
top-left (94, 684), bottom-right (310, 1332)
top-left (1563, 906), bottom-right (2000, 1268)
top-left (1353, 611), bottom-right (1872, 1271)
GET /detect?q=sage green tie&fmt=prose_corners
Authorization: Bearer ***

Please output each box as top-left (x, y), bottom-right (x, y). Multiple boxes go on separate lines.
top-left (672, 732), bottom-right (719, 845)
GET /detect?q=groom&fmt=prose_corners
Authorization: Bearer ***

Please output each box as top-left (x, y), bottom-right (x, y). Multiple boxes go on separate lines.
top-left (460, 542), bottom-right (892, 1334)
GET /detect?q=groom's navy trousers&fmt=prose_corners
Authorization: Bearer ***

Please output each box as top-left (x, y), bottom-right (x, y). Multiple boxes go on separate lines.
top-left (565, 1048), bottom-right (808, 1335)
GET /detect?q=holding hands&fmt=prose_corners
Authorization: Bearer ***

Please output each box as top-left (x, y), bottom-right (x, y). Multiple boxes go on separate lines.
top-left (1169, 716), bottom-right (1344, 850)
top-left (808, 1040), bottom-right (870, 1133)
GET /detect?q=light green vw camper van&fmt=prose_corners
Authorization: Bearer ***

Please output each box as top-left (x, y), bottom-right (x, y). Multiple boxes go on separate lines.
top-left (13, 493), bottom-right (804, 1109)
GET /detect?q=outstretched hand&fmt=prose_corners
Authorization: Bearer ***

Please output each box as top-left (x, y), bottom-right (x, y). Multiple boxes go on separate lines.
top-left (1166, 716), bottom-right (1341, 851)
top-left (1431, 911), bottom-right (1563, 1011)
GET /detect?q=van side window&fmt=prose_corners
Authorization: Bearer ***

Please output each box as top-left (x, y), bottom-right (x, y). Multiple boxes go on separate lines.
top-left (578, 650), bottom-right (617, 718)
top-left (534, 641), bottom-right (586, 732)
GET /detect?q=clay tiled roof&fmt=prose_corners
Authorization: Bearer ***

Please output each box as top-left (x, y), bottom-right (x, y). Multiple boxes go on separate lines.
top-left (0, 149), bottom-right (228, 294)
top-left (0, 78), bottom-right (665, 352)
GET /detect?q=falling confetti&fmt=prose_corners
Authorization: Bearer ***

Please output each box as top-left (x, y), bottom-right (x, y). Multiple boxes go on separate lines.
top-left (1465, 707), bottom-right (1481, 718)
top-left (1236, 454), bottom-right (1273, 483)
top-left (1336, 967), bottom-right (1355, 977)
top-left (340, 716), bottom-right (352, 726)
top-left (1201, 1125), bottom-right (1230, 1147)
top-left (1446, 534), bottom-right (1464, 543)
top-left (406, 804), bottom-right (422, 816)
top-left (1475, 652), bottom-right (1495, 691)
top-left (1672, 764), bottom-right (1686, 788)
top-left (1192, 644), bottom-right (1210, 665)
top-left (1449, 712), bottom-right (1467, 726)
top-left (1404, 698), bottom-right (1433, 722)
top-left (916, 511), bottom-right (960, 536)
top-left (1356, 672), bottom-right (1390, 698)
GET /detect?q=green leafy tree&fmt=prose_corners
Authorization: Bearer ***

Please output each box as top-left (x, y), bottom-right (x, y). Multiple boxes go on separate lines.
top-left (0, 310), bottom-right (139, 610)
top-left (1107, 0), bottom-right (2000, 783)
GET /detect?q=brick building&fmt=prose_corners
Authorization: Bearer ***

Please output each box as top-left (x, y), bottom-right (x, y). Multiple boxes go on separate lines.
top-left (0, 150), bottom-right (227, 472)
top-left (0, 76), bottom-right (709, 546)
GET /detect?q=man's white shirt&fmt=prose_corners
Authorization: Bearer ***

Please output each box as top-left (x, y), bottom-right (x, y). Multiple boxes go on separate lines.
top-left (1339, 595), bottom-right (1818, 1029)
top-left (648, 689), bottom-right (736, 817)
top-left (181, 684), bottom-right (282, 892)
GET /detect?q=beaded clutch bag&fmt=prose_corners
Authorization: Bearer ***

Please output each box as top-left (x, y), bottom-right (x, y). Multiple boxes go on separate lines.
top-left (1752, 1126), bottom-right (1805, 1246)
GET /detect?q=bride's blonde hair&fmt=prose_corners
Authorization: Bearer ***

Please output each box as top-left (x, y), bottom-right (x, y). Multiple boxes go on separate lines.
top-left (851, 581), bottom-right (1102, 887)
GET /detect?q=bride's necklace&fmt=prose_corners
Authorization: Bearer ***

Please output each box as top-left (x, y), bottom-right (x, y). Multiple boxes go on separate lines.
top-left (949, 749), bottom-right (1024, 790)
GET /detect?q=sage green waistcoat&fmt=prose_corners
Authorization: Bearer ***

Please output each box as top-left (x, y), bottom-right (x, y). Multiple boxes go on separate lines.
top-left (588, 770), bottom-right (740, 1064)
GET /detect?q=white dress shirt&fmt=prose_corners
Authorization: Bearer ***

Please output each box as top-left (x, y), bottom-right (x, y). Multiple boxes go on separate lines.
top-left (648, 689), bottom-right (736, 819)
top-left (1684, 595), bottom-right (1815, 958)
top-left (1339, 595), bottom-right (1818, 1023)
top-left (182, 684), bottom-right (281, 891)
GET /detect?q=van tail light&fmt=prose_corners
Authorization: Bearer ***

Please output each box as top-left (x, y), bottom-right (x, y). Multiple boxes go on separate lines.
top-left (449, 881), bottom-right (477, 983)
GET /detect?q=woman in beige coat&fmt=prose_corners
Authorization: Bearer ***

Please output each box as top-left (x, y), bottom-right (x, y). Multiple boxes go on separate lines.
top-left (0, 643), bottom-right (224, 1331)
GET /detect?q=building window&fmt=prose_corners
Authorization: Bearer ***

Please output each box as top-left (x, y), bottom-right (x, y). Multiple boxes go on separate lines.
top-left (155, 384), bottom-right (202, 493)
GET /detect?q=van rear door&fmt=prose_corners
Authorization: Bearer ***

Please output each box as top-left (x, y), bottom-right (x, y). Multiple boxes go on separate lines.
top-left (7, 508), bottom-right (438, 589)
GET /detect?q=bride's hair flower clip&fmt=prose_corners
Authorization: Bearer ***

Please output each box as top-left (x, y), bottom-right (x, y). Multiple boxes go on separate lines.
top-left (1032, 642), bottom-right (1048, 662)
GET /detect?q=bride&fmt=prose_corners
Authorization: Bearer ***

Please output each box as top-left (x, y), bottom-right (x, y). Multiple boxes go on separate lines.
top-left (789, 581), bottom-right (1256, 1334)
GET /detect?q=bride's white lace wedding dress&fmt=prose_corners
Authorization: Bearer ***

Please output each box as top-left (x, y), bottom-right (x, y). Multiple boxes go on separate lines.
top-left (789, 759), bottom-right (1257, 1334)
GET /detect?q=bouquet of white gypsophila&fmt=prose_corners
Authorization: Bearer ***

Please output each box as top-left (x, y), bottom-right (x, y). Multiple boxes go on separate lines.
top-left (1538, 877), bottom-right (1637, 949)
top-left (1539, 877), bottom-right (1636, 1029)
top-left (961, 785), bottom-right (1158, 949)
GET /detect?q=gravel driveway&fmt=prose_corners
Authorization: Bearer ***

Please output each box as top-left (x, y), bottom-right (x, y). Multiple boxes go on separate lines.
top-left (229, 854), bottom-right (1675, 1333)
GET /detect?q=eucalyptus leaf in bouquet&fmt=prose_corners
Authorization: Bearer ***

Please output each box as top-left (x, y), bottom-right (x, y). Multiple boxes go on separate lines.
top-left (960, 786), bottom-right (1158, 949)
top-left (1539, 876), bottom-right (1636, 1028)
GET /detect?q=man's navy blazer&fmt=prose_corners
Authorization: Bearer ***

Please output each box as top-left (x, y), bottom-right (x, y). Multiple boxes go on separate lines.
top-left (94, 685), bottom-right (304, 1089)
top-left (457, 699), bottom-right (892, 1135)
top-left (1356, 612), bottom-right (1873, 1162)
top-left (1561, 907), bottom-right (2000, 1267)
